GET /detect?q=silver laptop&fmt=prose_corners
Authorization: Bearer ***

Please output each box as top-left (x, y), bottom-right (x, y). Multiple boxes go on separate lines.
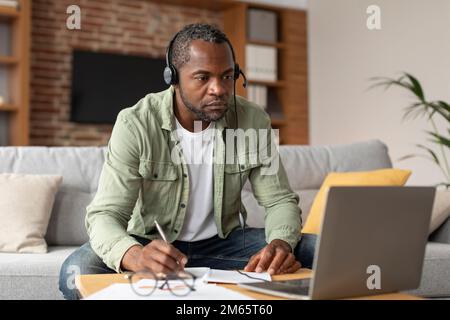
top-left (239, 186), bottom-right (435, 299)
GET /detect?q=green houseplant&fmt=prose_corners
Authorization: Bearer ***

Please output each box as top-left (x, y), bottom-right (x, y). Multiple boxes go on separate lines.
top-left (371, 73), bottom-right (450, 188)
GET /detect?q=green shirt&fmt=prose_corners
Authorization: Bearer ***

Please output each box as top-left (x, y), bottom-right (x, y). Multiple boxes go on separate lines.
top-left (85, 87), bottom-right (301, 272)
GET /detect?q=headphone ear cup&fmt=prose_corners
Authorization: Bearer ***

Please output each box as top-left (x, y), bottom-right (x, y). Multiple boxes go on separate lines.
top-left (163, 66), bottom-right (178, 85)
top-left (163, 66), bottom-right (172, 85)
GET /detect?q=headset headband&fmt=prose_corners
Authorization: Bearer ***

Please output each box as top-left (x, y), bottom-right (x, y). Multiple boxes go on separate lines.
top-left (163, 30), bottom-right (246, 87)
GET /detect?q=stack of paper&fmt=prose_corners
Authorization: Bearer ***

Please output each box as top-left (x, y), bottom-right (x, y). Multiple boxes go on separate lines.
top-left (85, 281), bottom-right (254, 300)
top-left (186, 267), bottom-right (271, 284)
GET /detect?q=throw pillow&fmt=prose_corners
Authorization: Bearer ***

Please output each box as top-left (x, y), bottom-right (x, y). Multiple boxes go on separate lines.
top-left (429, 189), bottom-right (450, 234)
top-left (0, 173), bottom-right (63, 253)
top-left (301, 169), bottom-right (411, 234)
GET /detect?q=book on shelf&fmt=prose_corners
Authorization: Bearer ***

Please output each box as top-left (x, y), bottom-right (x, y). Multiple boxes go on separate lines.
top-left (247, 84), bottom-right (267, 110)
top-left (245, 44), bottom-right (277, 82)
top-left (0, 0), bottom-right (18, 8)
top-left (0, 113), bottom-right (7, 145)
top-left (247, 8), bottom-right (278, 43)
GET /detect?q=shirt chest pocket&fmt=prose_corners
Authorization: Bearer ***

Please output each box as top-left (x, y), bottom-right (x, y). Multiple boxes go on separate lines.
top-left (224, 152), bottom-right (261, 175)
top-left (138, 160), bottom-right (179, 225)
top-left (224, 159), bottom-right (261, 183)
top-left (139, 160), bottom-right (179, 181)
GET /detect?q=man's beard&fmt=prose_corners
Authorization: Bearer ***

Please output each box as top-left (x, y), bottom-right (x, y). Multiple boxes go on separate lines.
top-left (179, 85), bottom-right (228, 122)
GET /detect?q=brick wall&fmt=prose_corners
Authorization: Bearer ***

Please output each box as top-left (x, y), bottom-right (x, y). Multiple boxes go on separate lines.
top-left (30, 0), bottom-right (222, 146)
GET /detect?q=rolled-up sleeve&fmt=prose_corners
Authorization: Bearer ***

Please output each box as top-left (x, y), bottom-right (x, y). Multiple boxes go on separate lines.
top-left (85, 112), bottom-right (143, 272)
top-left (249, 118), bottom-right (302, 251)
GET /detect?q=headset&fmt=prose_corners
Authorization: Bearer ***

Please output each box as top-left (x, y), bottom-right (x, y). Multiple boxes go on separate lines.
top-left (163, 31), bottom-right (247, 88)
top-left (164, 31), bottom-right (248, 249)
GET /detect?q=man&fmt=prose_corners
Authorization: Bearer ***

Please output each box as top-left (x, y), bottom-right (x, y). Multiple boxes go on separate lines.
top-left (59, 23), bottom-right (316, 300)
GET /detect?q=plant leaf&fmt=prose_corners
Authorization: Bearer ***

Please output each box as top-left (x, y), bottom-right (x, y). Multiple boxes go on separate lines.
top-left (369, 75), bottom-right (411, 93)
top-left (403, 102), bottom-right (427, 121)
top-left (397, 154), bottom-right (419, 161)
top-left (435, 100), bottom-right (450, 121)
top-left (425, 101), bottom-right (450, 122)
top-left (416, 144), bottom-right (441, 166)
top-left (404, 73), bottom-right (425, 101)
top-left (426, 132), bottom-right (450, 150)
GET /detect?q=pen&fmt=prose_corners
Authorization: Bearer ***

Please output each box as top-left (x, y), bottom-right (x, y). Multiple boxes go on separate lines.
top-left (154, 220), bottom-right (168, 242)
top-left (154, 220), bottom-right (186, 270)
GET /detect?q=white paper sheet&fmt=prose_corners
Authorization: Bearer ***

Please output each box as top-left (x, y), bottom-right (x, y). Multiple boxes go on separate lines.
top-left (202, 269), bottom-right (272, 284)
top-left (85, 282), bottom-right (253, 300)
top-left (184, 267), bottom-right (271, 284)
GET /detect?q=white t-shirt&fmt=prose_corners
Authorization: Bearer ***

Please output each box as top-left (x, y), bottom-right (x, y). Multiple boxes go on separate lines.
top-left (175, 118), bottom-right (218, 241)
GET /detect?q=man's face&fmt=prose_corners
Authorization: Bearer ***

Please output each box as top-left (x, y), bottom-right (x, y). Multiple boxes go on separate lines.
top-left (176, 40), bottom-right (235, 122)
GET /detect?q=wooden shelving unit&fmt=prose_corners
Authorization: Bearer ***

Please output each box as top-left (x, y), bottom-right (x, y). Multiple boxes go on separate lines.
top-left (223, 2), bottom-right (308, 144)
top-left (0, 103), bottom-right (18, 111)
top-left (248, 80), bottom-right (286, 88)
top-left (0, 0), bottom-right (30, 146)
top-left (0, 55), bottom-right (19, 64)
top-left (0, 5), bottom-right (19, 18)
top-left (248, 40), bottom-right (287, 49)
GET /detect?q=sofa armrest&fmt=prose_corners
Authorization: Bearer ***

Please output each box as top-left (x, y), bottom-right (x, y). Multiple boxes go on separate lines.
top-left (430, 216), bottom-right (450, 244)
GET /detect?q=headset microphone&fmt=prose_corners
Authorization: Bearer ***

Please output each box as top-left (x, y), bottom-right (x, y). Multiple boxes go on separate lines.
top-left (240, 69), bottom-right (248, 88)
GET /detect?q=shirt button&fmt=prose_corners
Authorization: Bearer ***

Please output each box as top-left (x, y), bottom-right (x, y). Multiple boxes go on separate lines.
top-left (180, 203), bottom-right (186, 208)
top-left (174, 229), bottom-right (179, 233)
top-left (183, 174), bottom-right (187, 178)
top-left (240, 165), bottom-right (245, 170)
top-left (153, 174), bottom-right (158, 178)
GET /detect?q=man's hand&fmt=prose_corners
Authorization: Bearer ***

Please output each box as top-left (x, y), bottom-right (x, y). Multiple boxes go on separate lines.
top-left (244, 239), bottom-right (301, 275)
top-left (121, 240), bottom-right (188, 274)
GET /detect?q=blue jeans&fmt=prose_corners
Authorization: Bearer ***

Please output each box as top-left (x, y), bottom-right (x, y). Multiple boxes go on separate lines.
top-left (59, 228), bottom-right (317, 300)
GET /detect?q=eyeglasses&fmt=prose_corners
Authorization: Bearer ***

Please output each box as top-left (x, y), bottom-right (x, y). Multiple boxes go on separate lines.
top-left (125, 270), bottom-right (197, 297)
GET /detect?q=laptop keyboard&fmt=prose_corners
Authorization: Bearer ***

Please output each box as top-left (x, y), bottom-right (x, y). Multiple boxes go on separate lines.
top-left (243, 278), bottom-right (311, 297)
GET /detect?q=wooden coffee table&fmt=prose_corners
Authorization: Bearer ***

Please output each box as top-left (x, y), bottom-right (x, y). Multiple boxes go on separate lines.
top-left (75, 269), bottom-right (420, 300)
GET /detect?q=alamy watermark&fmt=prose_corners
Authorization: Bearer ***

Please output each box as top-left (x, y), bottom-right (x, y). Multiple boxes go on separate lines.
top-left (170, 121), bottom-right (280, 176)
top-left (66, 5), bottom-right (81, 30)
top-left (366, 264), bottom-right (381, 290)
top-left (366, 5), bottom-right (381, 30)
top-left (66, 265), bottom-right (81, 290)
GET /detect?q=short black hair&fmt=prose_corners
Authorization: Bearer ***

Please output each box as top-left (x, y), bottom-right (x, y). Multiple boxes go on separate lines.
top-left (170, 23), bottom-right (235, 70)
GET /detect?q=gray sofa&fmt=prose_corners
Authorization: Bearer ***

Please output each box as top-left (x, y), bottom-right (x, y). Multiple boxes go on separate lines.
top-left (0, 139), bottom-right (449, 299)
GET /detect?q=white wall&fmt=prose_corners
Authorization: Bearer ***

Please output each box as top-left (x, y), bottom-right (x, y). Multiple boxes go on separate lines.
top-left (308, 0), bottom-right (450, 186)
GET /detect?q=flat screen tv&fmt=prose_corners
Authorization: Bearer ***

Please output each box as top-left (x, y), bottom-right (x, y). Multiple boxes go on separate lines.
top-left (70, 50), bottom-right (169, 124)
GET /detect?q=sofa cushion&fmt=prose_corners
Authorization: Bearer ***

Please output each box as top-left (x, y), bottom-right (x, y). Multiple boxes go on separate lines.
top-left (0, 173), bottom-right (63, 253)
top-left (0, 246), bottom-right (78, 299)
top-left (302, 169), bottom-right (411, 234)
top-left (277, 139), bottom-right (392, 191)
top-left (408, 242), bottom-right (450, 297)
top-left (0, 146), bottom-right (106, 246)
top-left (45, 190), bottom-right (93, 246)
top-left (430, 216), bottom-right (450, 244)
top-left (429, 190), bottom-right (450, 235)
